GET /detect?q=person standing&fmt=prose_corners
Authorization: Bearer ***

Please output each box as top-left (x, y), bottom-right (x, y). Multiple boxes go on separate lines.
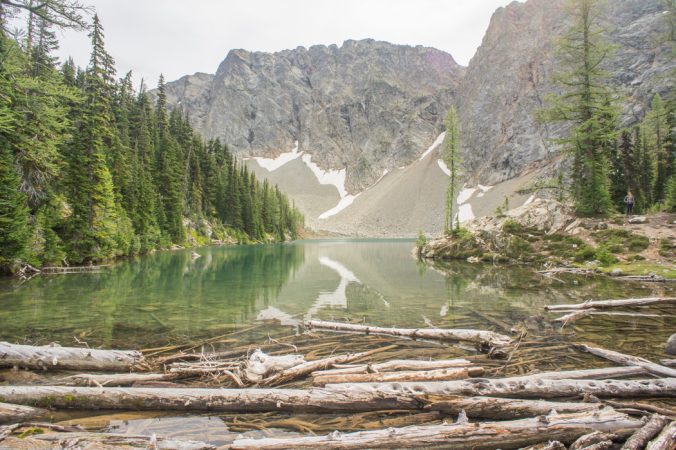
top-left (623, 191), bottom-right (634, 216)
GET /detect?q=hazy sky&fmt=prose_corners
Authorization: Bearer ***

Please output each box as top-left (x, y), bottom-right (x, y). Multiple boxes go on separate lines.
top-left (54, 0), bottom-right (519, 87)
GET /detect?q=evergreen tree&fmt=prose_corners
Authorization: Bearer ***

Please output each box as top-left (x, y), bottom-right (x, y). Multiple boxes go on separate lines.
top-left (442, 106), bottom-right (461, 233)
top-left (541, 0), bottom-right (618, 216)
top-left (643, 94), bottom-right (669, 203)
top-left (0, 145), bottom-right (29, 266)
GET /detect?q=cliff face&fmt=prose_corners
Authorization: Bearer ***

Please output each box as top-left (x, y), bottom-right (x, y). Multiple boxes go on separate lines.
top-left (162, 39), bottom-right (464, 192)
top-left (457, 0), bottom-right (674, 184)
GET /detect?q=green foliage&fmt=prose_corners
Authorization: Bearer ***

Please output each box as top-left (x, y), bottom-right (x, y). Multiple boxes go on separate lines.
top-left (592, 228), bottom-right (649, 253)
top-left (494, 196), bottom-right (509, 217)
top-left (443, 106), bottom-right (461, 234)
top-left (502, 219), bottom-right (522, 235)
top-left (594, 247), bottom-right (618, 266)
top-left (0, 145), bottom-right (29, 266)
top-left (542, 234), bottom-right (587, 258)
top-left (574, 245), bottom-right (597, 262)
top-left (416, 230), bottom-right (427, 249)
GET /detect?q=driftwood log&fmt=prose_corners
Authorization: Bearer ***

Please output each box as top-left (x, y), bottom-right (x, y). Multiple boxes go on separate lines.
top-left (63, 372), bottom-right (177, 387)
top-left (0, 402), bottom-right (48, 424)
top-left (545, 297), bottom-right (676, 311)
top-left (575, 344), bottom-right (676, 378)
top-left (622, 414), bottom-right (671, 450)
top-left (305, 320), bottom-right (512, 347)
top-left (312, 367), bottom-right (485, 386)
top-left (646, 420), bottom-right (675, 450)
top-left (229, 408), bottom-right (642, 449)
top-left (312, 358), bottom-right (472, 376)
top-left (325, 377), bottom-right (676, 399)
top-left (2, 431), bottom-right (215, 449)
top-left (0, 342), bottom-right (142, 371)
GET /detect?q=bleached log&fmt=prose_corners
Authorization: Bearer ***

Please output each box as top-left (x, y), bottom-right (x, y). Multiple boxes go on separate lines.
top-left (243, 349), bottom-right (305, 383)
top-left (622, 415), bottom-right (671, 450)
top-left (0, 402), bottom-right (48, 424)
top-left (569, 431), bottom-right (618, 450)
top-left (230, 408), bottom-right (642, 449)
top-left (521, 441), bottom-right (566, 450)
top-left (306, 320), bottom-right (512, 347)
top-left (575, 344), bottom-right (676, 378)
top-left (545, 297), bottom-right (676, 311)
top-left (553, 309), bottom-right (596, 326)
top-left (0, 342), bottom-right (142, 371)
top-left (512, 366), bottom-right (648, 381)
top-left (260, 345), bottom-right (396, 386)
top-left (325, 377), bottom-right (676, 399)
top-left (312, 367), bottom-right (485, 386)
top-left (7, 431), bottom-right (215, 449)
top-left (63, 372), bottom-right (177, 387)
top-left (311, 358), bottom-right (472, 376)
top-left (646, 420), bottom-right (675, 450)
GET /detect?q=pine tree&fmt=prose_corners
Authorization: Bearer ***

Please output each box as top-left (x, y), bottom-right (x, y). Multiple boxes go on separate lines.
top-left (643, 94), bottom-right (669, 203)
top-left (443, 106), bottom-right (461, 233)
top-left (541, 0), bottom-right (618, 216)
top-left (0, 145), bottom-right (29, 266)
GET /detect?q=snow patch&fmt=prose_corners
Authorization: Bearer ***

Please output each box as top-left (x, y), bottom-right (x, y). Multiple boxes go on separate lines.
top-left (419, 132), bottom-right (446, 160)
top-left (456, 186), bottom-right (477, 205)
top-left (254, 141), bottom-right (302, 171)
top-left (478, 184), bottom-right (493, 193)
top-left (319, 194), bottom-right (360, 219)
top-left (319, 256), bottom-right (360, 282)
top-left (302, 154), bottom-right (348, 198)
top-left (437, 159), bottom-right (451, 176)
top-left (306, 257), bottom-right (360, 318)
top-left (257, 306), bottom-right (300, 327)
top-left (524, 195), bottom-right (536, 206)
top-left (458, 203), bottom-right (475, 223)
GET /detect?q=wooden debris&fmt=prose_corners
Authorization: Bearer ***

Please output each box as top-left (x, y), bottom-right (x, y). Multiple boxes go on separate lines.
top-left (306, 320), bottom-right (512, 347)
top-left (574, 344), bottom-right (676, 378)
top-left (646, 420), bottom-right (675, 450)
top-left (4, 431), bottom-right (215, 449)
top-left (229, 408), bottom-right (642, 449)
top-left (311, 358), bottom-right (472, 376)
top-left (0, 402), bottom-right (48, 424)
top-left (63, 372), bottom-right (177, 387)
top-left (603, 400), bottom-right (676, 417)
top-left (312, 367), bottom-right (485, 386)
top-left (553, 309), bottom-right (596, 326)
top-left (622, 414), bottom-right (671, 450)
top-left (545, 297), bottom-right (676, 311)
top-left (0, 342), bottom-right (142, 371)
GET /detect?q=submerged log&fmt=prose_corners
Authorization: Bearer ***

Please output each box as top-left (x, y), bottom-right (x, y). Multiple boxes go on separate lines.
top-left (306, 320), bottom-right (512, 347)
top-left (622, 415), bottom-right (671, 450)
top-left (574, 344), bottom-right (676, 378)
top-left (64, 372), bottom-right (177, 387)
top-left (312, 367), bottom-right (485, 386)
top-left (545, 297), bottom-right (676, 311)
top-left (229, 408), bottom-right (642, 450)
top-left (0, 342), bottom-right (142, 371)
top-left (312, 358), bottom-right (472, 376)
top-left (325, 377), bottom-right (676, 399)
top-left (0, 402), bottom-right (48, 424)
top-left (646, 420), bottom-right (675, 450)
top-left (260, 345), bottom-right (397, 386)
top-left (553, 309), bottom-right (596, 326)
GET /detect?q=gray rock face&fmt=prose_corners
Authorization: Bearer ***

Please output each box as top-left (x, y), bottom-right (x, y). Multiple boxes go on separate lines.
top-left (457, 0), bottom-right (674, 185)
top-left (162, 39), bottom-right (464, 192)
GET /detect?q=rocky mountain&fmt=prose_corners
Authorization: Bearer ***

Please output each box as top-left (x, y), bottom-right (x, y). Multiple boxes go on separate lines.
top-left (162, 0), bottom-right (673, 236)
top-left (163, 39), bottom-right (464, 192)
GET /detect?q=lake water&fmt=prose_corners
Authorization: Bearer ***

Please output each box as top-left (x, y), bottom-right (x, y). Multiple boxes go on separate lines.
top-left (0, 240), bottom-right (671, 360)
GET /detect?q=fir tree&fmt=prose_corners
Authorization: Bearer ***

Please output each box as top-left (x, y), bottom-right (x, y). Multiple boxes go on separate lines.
top-left (442, 106), bottom-right (461, 233)
top-left (0, 145), bottom-right (29, 266)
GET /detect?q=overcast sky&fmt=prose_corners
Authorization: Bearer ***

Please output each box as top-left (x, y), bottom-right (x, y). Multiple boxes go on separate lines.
top-left (54, 0), bottom-right (519, 87)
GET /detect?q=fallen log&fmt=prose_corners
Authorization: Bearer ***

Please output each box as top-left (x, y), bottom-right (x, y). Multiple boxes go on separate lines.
top-left (0, 342), bottom-right (142, 371)
top-left (306, 320), bottom-right (512, 348)
top-left (311, 358), bottom-right (472, 376)
top-left (545, 297), bottom-right (676, 311)
top-left (522, 442), bottom-right (566, 450)
top-left (646, 420), bottom-right (675, 450)
top-left (260, 345), bottom-right (397, 386)
top-left (312, 367), bottom-right (485, 386)
top-left (570, 431), bottom-right (618, 450)
top-left (553, 309), bottom-right (596, 326)
top-left (0, 402), bottom-right (48, 424)
top-left (63, 372), bottom-right (177, 387)
top-left (3, 431), bottom-right (215, 449)
top-left (511, 366), bottom-right (648, 381)
top-left (622, 414), bottom-right (671, 450)
top-left (574, 344), bottom-right (676, 378)
top-left (229, 408), bottom-right (642, 449)
top-left (603, 400), bottom-right (676, 417)
top-left (325, 377), bottom-right (676, 399)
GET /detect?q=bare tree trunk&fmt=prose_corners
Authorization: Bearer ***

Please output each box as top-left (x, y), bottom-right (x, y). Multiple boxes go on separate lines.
top-left (545, 297), bottom-right (676, 311)
top-left (306, 320), bottom-right (512, 347)
top-left (622, 415), bottom-right (671, 450)
top-left (575, 344), bottom-right (676, 378)
top-left (0, 402), bottom-right (48, 424)
top-left (313, 367), bottom-right (485, 385)
top-left (229, 408), bottom-right (642, 449)
top-left (0, 342), bottom-right (142, 371)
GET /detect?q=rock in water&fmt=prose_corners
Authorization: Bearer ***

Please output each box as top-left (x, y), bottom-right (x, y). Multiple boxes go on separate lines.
top-left (667, 334), bottom-right (676, 356)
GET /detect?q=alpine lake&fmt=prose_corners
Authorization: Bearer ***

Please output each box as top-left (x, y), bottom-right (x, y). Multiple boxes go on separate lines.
top-left (0, 240), bottom-right (673, 444)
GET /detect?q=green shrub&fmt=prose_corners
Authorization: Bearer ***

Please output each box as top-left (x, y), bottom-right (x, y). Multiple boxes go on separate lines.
top-left (594, 247), bottom-right (618, 266)
top-left (574, 245), bottom-right (597, 262)
top-left (627, 236), bottom-right (649, 252)
top-left (502, 219), bottom-right (523, 235)
top-left (416, 230), bottom-right (427, 249)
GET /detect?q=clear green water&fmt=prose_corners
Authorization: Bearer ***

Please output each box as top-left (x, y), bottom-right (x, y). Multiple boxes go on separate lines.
top-left (0, 240), bottom-right (672, 358)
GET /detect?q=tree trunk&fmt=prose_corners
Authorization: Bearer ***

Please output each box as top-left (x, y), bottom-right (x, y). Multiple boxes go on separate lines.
top-left (306, 320), bottom-right (512, 347)
top-left (2, 431), bottom-right (215, 449)
top-left (545, 297), bottom-right (676, 311)
top-left (313, 367), bottom-right (485, 386)
top-left (508, 366), bottom-right (647, 381)
top-left (0, 342), bottom-right (142, 371)
top-left (646, 420), bottom-right (675, 450)
top-left (229, 408), bottom-right (642, 449)
top-left (312, 358), bottom-right (472, 376)
top-left (575, 344), bottom-right (676, 378)
top-left (0, 402), bottom-right (48, 424)
top-left (325, 377), bottom-right (676, 399)
top-left (622, 415), bottom-right (671, 450)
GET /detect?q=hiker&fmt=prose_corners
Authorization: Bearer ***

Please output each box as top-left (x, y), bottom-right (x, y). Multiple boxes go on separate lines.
top-left (623, 191), bottom-right (634, 216)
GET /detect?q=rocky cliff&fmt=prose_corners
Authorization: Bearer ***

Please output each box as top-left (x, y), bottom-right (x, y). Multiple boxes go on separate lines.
top-left (163, 39), bottom-right (464, 192)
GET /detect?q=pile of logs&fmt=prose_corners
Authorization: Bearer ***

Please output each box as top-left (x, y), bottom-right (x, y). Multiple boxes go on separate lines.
top-left (0, 299), bottom-right (674, 449)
